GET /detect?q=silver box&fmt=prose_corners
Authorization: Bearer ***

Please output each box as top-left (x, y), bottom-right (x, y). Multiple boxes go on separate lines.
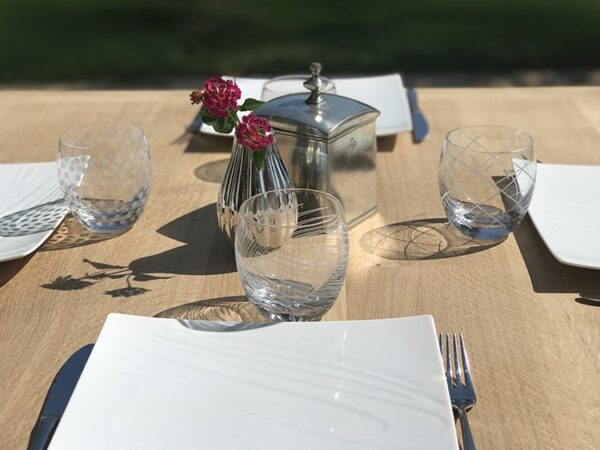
top-left (255, 68), bottom-right (380, 226)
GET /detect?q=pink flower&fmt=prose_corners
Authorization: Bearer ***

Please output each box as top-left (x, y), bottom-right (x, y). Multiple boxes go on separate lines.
top-left (200, 76), bottom-right (241, 118)
top-left (235, 113), bottom-right (274, 152)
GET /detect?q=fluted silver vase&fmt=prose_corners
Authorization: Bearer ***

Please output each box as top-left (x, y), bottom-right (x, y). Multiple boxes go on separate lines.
top-left (217, 138), bottom-right (294, 242)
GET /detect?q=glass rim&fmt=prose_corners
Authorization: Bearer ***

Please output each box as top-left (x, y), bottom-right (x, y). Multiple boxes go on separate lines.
top-left (445, 125), bottom-right (533, 154)
top-left (263, 74), bottom-right (334, 86)
top-left (59, 122), bottom-right (146, 151)
top-left (238, 188), bottom-right (346, 229)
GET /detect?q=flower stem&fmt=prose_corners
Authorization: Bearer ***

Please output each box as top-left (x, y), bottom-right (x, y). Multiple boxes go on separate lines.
top-left (228, 109), bottom-right (240, 125)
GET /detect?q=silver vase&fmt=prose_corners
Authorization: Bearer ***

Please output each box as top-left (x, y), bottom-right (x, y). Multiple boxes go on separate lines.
top-left (217, 138), bottom-right (294, 241)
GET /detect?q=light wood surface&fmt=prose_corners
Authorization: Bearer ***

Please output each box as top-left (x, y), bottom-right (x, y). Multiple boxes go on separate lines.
top-left (1, 88), bottom-right (599, 449)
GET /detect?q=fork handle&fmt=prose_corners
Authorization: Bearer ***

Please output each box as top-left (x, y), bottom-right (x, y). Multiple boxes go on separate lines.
top-left (456, 406), bottom-right (476, 450)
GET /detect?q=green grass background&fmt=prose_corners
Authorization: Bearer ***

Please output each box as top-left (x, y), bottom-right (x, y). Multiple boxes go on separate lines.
top-left (0, 0), bottom-right (598, 82)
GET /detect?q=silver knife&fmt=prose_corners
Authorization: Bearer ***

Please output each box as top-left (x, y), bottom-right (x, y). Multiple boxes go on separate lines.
top-left (407, 88), bottom-right (429, 143)
top-left (27, 344), bottom-right (94, 450)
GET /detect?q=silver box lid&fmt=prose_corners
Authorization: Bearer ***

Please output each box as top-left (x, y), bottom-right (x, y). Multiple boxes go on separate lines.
top-left (254, 63), bottom-right (380, 141)
top-left (255, 93), bottom-right (379, 141)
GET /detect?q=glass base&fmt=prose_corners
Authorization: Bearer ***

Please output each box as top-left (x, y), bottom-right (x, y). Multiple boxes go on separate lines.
top-left (449, 221), bottom-right (513, 240)
top-left (250, 302), bottom-right (329, 322)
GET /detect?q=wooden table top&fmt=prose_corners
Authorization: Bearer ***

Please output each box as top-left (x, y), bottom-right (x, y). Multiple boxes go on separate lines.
top-left (1, 88), bottom-right (599, 449)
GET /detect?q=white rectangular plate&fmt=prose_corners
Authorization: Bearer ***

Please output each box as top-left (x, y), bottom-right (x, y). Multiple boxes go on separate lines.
top-left (0, 162), bottom-right (67, 262)
top-left (50, 314), bottom-right (458, 450)
top-left (528, 163), bottom-right (600, 269)
top-left (199, 74), bottom-right (412, 137)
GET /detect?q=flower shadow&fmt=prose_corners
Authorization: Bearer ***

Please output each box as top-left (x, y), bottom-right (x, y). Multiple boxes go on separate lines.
top-left (41, 258), bottom-right (170, 297)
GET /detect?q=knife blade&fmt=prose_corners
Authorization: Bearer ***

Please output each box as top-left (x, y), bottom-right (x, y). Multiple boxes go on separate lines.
top-left (407, 88), bottom-right (429, 143)
top-left (27, 344), bottom-right (94, 450)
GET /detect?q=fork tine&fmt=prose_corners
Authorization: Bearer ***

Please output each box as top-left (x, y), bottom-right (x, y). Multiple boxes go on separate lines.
top-left (445, 333), bottom-right (453, 383)
top-left (460, 334), bottom-right (473, 385)
top-left (453, 333), bottom-right (463, 386)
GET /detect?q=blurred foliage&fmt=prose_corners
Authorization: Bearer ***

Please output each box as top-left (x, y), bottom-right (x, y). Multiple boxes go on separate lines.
top-left (0, 0), bottom-right (598, 82)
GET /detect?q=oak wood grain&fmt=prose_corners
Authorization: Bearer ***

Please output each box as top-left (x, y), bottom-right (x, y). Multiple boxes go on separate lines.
top-left (0, 88), bottom-right (599, 449)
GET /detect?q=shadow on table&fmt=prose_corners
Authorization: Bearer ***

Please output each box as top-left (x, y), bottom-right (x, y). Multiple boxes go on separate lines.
top-left (181, 133), bottom-right (232, 153)
top-left (513, 216), bottom-right (600, 294)
top-left (40, 258), bottom-right (171, 297)
top-left (0, 254), bottom-right (33, 288)
top-left (40, 214), bottom-right (124, 251)
top-left (194, 158), bottom-right (229, 184)
top-left (180, 133), bottom-right (396, 155)
top-left (129, 202), bottom-right (236, 276)
top-left (360, 218), bottom-right (505, 260)
top-left (39, 203), bottom-right (234, 296)
top-left (155, 295), bottom-right (267, 322)
top-left (377, 135), bottom-right (397, 152)
top-left (575, 294), bottom-right (600, 307)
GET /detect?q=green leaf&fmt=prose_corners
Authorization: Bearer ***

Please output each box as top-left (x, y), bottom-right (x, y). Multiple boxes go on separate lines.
top-left (239, 98), bottom-right (265, 112)
top-left (212, 116), bottom-right (235, 134)
top-left (251, 148), bottom-right (266, 171)
top-left (200, 108), bottom-right (216, 125)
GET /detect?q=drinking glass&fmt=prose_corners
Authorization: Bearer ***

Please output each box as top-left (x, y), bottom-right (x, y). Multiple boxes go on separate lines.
top-left (262, 75), bottom-right (336, 101)
top-left (235, 189), bottom-right (349, 321)
top-left (58, 123), bottom-right (151, 233)
top-left (439, 126), bottom-right (536, 240)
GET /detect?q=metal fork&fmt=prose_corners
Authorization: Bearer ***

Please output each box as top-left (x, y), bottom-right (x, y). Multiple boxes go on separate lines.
top-left (440, 333), bottom-right (477, 450)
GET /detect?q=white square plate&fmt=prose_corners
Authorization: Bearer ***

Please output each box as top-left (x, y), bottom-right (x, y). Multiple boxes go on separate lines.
top-left (0, 162), bottom-right (67, 262)
top-left (528, 163), bottom-right (600, 269)
top-left (199, 74), bottom-right (412, 137)
top-left (50, 314), bottom-right (458, 450)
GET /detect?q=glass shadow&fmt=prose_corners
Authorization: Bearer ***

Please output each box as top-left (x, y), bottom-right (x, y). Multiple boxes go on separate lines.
top-left (360, 218), bottom-right (505, 260)
top-left (155, 295), bottom-right (268, 323)
top-left (41, 214), bottom-right (123, 251)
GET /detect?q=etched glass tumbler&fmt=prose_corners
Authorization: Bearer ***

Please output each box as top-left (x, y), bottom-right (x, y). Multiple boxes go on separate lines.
top-left (235, 189), bottom-right (349, 321)
top-left (439, 126), bottom-right (536, 240)
top-left (58, 123), bottom-right (151, 233)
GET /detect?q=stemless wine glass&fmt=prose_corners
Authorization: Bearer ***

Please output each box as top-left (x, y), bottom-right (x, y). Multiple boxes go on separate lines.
top-left (262, 75), bottom-right (336, 101)
top-left (235, 189), bottom-right (349, 322)
top-left (58, 123), bottom-right (151, 233)
top-left (439, 126), bottom-right (536, 240)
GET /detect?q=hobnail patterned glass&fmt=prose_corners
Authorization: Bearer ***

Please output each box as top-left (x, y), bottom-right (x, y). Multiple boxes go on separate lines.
top-left (58, 123), bottom-right (151, 233)
top-left (439, 126), bottom-right (536, 240)
top-left (235, 189), bottom-right (349, 322)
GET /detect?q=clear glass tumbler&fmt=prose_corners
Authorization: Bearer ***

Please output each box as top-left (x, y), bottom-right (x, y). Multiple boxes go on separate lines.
top-left (235, 189), bottom-right (349, 321)
top-left (439, 126), bottom-right (536, 240)
top-left (262, 75), bottom-right (336, 101)
top-left (58, 123), bottom-right (151, 233)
